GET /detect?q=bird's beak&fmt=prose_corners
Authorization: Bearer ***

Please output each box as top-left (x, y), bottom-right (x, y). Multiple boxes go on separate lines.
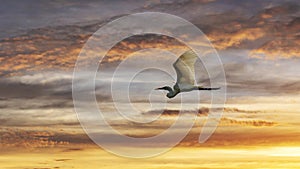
top-left (155, 87), bottom-right (163, 90)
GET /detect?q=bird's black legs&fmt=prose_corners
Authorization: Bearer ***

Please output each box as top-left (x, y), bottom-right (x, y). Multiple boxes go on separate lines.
top-left (197, 87), bottom-right (220, 90)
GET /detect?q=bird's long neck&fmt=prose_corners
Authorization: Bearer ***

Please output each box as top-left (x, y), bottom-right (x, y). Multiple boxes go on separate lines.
top-left (166, 86), bottom-right (180, 98)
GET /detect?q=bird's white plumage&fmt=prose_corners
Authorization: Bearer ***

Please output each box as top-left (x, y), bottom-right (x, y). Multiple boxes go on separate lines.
top-left (156, 49), bottom-right (219, 98)
top-left (173, 50), bottom-right (198, 87)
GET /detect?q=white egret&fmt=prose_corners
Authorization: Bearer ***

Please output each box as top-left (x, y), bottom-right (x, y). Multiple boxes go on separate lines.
top-left (156, 50), bottom-right (220, 98)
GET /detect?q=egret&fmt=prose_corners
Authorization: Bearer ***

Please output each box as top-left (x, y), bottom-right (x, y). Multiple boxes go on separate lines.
top-left (156, 50), bottom-right (220, 98)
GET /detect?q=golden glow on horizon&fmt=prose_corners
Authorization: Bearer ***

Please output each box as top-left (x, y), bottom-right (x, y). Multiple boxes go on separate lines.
top-left (1, 146), bottom-right (300, 169)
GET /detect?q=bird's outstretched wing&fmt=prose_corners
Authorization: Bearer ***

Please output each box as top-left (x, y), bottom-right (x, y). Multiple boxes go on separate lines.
top-left (173, 50), bottom-right (198, 86)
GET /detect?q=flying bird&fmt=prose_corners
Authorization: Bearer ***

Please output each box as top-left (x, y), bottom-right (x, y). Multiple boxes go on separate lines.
top-left (156, 50), bottom-right (220, 98)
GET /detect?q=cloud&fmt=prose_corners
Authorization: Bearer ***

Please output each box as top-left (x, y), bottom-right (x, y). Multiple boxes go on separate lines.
top-left (220, 117), bottom-right (276, 127)
top-left (0, 33), bottom-right (83, 76)
top-left (1, 103), bottom-right (298, 149)
top-left (219, 51), bottom-right (300, 96)
top-left (210, 2), bottom-right (300, 58)
top-left (0, 128), bottom-right (70, 149)
top-left (0, 0), bottom-right (150, 39)
top-left (0, 0), bottom-right (299, 152)
top-left (143, 107), bottom-right (209, 116)
top-left (180, 127), bottom-right (300, 147)
top-left (0, 0), bottom-right (299, 78)
top-left (209, 28), bottom-right (266, 49)
top-left (223, 107), bottom-right (262, 114)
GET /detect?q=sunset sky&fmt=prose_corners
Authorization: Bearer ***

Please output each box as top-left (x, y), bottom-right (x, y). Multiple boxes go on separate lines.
top-left (0, 0), bottom-right (300, 168)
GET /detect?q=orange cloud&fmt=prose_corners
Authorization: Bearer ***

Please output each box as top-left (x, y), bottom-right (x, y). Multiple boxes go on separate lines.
top-left (220, 117), bottom-right (276, 127)
top-left (209, 28), bottom-right (265, 50)
top-left (0, 128), bottom-right (70, 149)
top-left (0, 3), bottom-right (299, 77)
top-left (250, 37), bottom-right (300, 59)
